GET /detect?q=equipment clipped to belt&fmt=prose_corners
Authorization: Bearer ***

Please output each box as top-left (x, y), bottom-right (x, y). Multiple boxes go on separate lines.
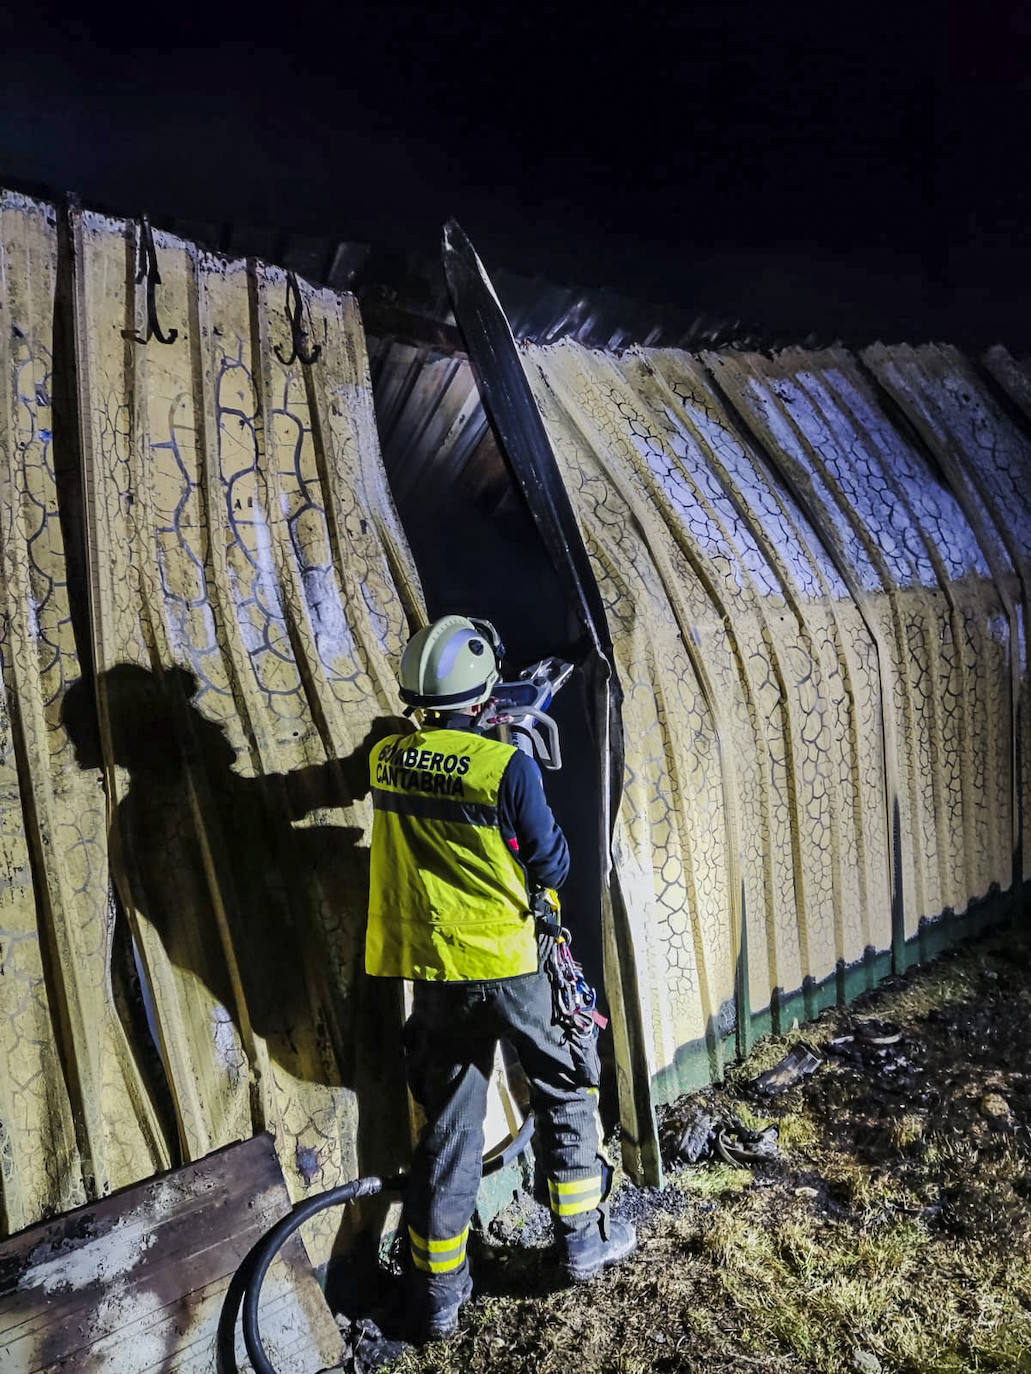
top-left (548, 931), bottom-right (608, 1042)
top-left (532, 888), bottom-right (608, 1042)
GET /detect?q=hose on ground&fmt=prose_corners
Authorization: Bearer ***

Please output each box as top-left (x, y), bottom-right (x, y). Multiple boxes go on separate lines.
top-left (218, 1113), bottom-right (535, 1374)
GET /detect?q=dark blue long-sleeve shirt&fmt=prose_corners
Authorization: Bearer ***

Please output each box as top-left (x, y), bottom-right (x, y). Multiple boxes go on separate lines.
top-left (496, 747), bottom-right (570, 891)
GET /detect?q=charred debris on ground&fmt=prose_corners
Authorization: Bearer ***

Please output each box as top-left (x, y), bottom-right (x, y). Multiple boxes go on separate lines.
top-left (334, 921), bottom-right (1031, 1374)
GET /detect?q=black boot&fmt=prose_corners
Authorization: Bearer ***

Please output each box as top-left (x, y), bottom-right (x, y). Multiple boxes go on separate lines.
top-left (560, 1214), bottom-right (637, 1283)
top-left (410, 1266), bottom-right (474, 1341)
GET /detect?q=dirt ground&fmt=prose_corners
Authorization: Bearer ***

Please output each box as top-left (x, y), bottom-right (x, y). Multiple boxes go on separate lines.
top-left (345, 919), bottom-right (1031, 1374)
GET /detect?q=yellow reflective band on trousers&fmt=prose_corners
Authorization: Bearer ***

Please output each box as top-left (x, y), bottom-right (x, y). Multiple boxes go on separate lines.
top-left (548, 1175), bottom-right (604, 1217)
top-left (366, 729), bottom-right (538, 981)
top-left (408, 1224), bottom-right (470, 1274)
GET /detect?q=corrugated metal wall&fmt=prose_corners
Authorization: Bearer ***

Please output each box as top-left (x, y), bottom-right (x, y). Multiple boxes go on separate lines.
top-left (0, 192), bottom-right (424, 1255)
top-left (523, 342), bottom-right (1027, 1135)
top-left (371, 333), bottom-right (1030, 1178)
top-left (3, 184), bottom-right (1029, 1231)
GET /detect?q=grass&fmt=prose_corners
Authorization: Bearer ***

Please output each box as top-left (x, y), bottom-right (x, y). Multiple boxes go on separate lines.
top-left (700, 1204), bottom-right (1031, 1372)
top-left (671, 1162), bottom-right (755, 1196)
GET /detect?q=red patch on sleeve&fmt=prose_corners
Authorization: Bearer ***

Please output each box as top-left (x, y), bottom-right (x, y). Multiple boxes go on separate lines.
top-left (507, 836), bottom-right (520, 852)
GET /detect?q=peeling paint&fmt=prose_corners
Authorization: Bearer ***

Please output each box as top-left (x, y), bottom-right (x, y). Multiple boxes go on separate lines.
top-left (20, 1214), bottom-right (156, 1294)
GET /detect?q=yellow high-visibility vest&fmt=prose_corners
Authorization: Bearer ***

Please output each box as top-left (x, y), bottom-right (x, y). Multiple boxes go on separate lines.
top-left (365, 728), bottom-right (538, 980)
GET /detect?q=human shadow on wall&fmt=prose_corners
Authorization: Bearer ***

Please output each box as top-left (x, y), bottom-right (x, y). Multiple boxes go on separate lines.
top-left (60, 664), bottom-right (410, 1194)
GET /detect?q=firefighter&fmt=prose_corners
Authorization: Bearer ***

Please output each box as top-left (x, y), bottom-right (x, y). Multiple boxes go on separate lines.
top-left (366, 614), bottom-right (637, 1339)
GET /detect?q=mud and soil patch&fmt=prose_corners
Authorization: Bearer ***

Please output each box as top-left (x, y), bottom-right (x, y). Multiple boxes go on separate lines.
top-left (350, 921), bottom-right (1031, 1373)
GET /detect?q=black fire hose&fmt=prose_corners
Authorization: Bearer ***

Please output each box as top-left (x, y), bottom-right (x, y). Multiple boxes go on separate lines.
top-left (218, 1113), bottom-right (535, 1374)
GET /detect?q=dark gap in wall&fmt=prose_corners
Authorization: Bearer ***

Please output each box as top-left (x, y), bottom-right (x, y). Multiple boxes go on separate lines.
top-left (109, 901), bottom-right (183, 1167)
top-left (370, 374), bottom-right (610, 1047)
top-left (52, 199), bottom-right (93, 682)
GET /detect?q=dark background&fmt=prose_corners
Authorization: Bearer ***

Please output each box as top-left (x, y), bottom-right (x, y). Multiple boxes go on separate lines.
top-left (1, 1), bottom-right (1028, 345)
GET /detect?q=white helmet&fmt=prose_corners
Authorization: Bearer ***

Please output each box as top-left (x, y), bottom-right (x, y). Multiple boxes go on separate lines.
top-left (398, 615), bottom-right (503, 710)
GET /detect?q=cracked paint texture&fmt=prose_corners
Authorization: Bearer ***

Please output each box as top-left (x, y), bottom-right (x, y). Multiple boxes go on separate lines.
top-left (523, 340), bottom-right (1025, 1105)
top-left (2, 189), bottom-right (1027, 1235)
top-left (0, 195), bottom-right (423, 1261)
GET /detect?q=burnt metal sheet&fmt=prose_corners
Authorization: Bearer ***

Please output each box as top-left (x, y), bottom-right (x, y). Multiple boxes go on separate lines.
top-left (4, 185), bottom-right (1027, 1211)
top-left (707, 348), bottom-right (1013, 939)
top-left (0, 1132), bottom-right (341, 1373)
top-left (369, 341), bottom-right (488, 509)
top-left (0, 192), bottom-right (172, 1234)
top-left (520, 338), bottom-right (1026, 1114)
top-left (0, 191), bottom-right (425, 1257)
top-left (362, 320), bottom-right (1029, 1160)
top-left (982, 344), bottom-right (1031, 428)
top-left (863, 343), bottom-right (1031, 888)
top-left (441, 223), bottom-right (659, 1183)
top-left (68, 205), bottom-right (422, 1265)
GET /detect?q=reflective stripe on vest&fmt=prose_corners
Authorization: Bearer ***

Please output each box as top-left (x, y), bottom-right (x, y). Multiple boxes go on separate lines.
top-left (365, 728), bottom-right (537, 981)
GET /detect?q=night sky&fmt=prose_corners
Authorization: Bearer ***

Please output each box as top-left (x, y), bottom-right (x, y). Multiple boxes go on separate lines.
top-left (1, 2), bottom-right (1028, 344)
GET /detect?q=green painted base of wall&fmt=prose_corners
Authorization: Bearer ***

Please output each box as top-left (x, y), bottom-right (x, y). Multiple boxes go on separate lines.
top-left (651, 882), bottom-right (1028, 1108)
top-left (474, 1150), bottom-right (537, 1229)
top-left (318, 882), bottom-right (1027, 1280)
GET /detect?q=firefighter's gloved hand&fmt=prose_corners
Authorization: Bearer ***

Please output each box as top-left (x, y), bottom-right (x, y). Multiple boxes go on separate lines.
top-left (531, 887), bottom-right (562, 968)
top-left (530, 886), bottom-right (561, 924)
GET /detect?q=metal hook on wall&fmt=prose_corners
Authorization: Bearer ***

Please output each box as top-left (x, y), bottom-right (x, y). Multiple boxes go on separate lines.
top-left (274, 271), bottom-right (322, 367)
top-left (134, 215), bottom-right (178, 345)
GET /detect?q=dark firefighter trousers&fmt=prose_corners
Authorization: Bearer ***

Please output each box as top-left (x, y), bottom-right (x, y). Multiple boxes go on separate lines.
top-left (403, 965), bottom-right (606, 1292)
